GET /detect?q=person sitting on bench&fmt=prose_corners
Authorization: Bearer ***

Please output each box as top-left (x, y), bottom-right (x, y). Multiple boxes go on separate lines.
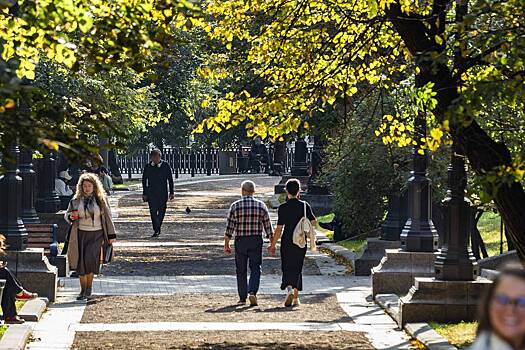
top-left (0, 236), bottom-right (38, 324)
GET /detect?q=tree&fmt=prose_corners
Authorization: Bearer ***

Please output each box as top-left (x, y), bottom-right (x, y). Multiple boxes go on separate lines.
top-left (198, 0), bottom-right (525, 261)
top-left (0, 0), bottom-right (197, 158)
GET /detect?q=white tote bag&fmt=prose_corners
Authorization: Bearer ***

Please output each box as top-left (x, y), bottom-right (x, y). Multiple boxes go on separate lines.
top-left (292, 201), bottom-right (317, 251)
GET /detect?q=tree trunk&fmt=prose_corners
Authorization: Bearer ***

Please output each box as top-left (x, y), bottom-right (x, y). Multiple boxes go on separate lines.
top-left (386, 3), bottom-right (525, 262)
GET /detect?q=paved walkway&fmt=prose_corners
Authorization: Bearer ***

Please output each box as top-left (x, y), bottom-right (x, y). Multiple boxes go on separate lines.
top-left (26, 175), bottom-right (412, 349)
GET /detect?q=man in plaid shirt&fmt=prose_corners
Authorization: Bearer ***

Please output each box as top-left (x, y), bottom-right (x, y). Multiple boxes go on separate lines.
top-left (224, 180), bottom-right (273, 306)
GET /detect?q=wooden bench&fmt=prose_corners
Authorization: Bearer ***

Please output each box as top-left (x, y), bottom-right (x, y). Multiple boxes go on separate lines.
top-left (26, 223), bottom-right (69, 277)
top-left (25, 224), bottom-right (59, 258)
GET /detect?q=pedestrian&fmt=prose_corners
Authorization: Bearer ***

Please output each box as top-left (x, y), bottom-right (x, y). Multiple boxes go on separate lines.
top-left (224, 180), bottom-right (273, 307)
top-left (0, 235), bottom-right (38, 324)
top-left (97, 166), bottom-right (113, 196)
top-left (268, 178), bottom-right (316, 307)
top-left (55, 170), bottom-right (74, 210)
top-left (470, 266), bottom-right (525, 350)
top-left (141, 149), bottom-right (175, 237)
top-left (65, 173), bottom-right (116, 301)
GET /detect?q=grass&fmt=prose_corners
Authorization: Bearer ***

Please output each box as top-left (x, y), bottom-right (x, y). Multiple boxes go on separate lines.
top-left (316, 213), bottom-right (366, 253)
top-left (429, 321), bottom-right (478, 349)
top-left (16, 300), bottom-right (25, 312)
top-left (113, 179), bottom-right (141, 190)
top-left (477, 211), bottom-right (509, 257)
top-left (338, 239), bottom-right (367, 253)
top-left (0, 325), bottom-right (7, 339)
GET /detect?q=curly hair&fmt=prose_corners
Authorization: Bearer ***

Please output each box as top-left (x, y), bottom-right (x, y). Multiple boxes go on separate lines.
top-left (74, 172), bottom-right (108, 209)
top-left (0, 235), bottom-right (6, 255)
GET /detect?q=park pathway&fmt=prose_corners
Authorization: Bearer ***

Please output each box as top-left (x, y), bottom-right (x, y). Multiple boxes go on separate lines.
top-left (26, 175), bottom-right (413, 350)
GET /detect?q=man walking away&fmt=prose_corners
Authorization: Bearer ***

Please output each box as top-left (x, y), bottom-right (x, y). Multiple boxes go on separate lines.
top-left (142, 149), bottom-right (175, 237)
top-left (224, 180), bottom-right (273, 307)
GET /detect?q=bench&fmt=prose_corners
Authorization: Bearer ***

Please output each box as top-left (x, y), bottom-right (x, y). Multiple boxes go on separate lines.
top-left (25, 224), bottom-right (59, 257)
top-left (25, 224), bottom-right (68, 277)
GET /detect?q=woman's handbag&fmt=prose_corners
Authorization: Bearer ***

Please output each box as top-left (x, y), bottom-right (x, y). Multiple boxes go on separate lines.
top-left (292, 201), bottom-right (317, 251)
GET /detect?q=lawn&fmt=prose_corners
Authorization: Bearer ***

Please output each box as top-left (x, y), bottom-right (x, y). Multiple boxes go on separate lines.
top-left (316, 213), bottom-right (366, 253)
top-left (318, 210), bottom-right (509, 257)
top-left (113, 179), bottom-right (141, 190)
top-left (0, 325), bottom-right (6, 340)
top-left (429, 321), bottom-right (477, 349)
top-left (477, 211), bottom-right (509, 257)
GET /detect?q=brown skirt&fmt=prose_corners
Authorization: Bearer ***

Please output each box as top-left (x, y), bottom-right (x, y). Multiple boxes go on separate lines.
top-left (77, 229), bottom-right (104, 275)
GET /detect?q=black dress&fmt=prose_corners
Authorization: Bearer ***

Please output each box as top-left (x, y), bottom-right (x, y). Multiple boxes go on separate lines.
top-left (277, 198), bottom-right (316, 291)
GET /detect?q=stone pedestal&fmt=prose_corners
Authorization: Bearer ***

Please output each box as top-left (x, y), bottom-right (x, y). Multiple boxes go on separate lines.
top-left (301, 193), bottom-right (333, 216)
top-left (4, 248), bottom-right (58, 302)
top-left (372, 248), bottom-right (438, 297)
top-left (398, 277), bottom-right (492, 326)
top-left (38, 212), bottom-right (68, 242)
top-left (49, 254), bottom-right (69, 277)
top-left (355, 238), bottom-right (401, 276)
top-left (274, 175), bottom-right (310, 194)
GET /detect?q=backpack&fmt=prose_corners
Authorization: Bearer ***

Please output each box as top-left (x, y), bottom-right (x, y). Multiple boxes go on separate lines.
top-left (292, 201), bottom-right (317, 251)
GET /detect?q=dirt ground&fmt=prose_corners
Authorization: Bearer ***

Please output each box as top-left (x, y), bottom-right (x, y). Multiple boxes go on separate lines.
top-left (81, 294), bottom-right (352, 324)
top-left (72, 330), bottom-right (374, 350)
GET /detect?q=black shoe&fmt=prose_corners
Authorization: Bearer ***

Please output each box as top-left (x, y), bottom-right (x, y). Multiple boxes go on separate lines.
top-left (151, 231), bottom-right (159, 238)
top-left (85, 287), bottom-right (92, 297)
top-left (76, 292), bottom-right (86, 301)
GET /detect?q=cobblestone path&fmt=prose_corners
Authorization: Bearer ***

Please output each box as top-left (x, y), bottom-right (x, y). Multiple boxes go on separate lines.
top-left (26, 175), bottom-right (413, 350)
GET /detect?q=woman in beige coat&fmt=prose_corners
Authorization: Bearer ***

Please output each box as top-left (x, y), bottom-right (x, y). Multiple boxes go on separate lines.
top-left (65, 173), bottom-right (116, 300)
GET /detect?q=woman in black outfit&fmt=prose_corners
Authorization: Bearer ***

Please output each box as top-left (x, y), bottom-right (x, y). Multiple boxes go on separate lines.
top-left (269, 179), bottom-right (316, 307)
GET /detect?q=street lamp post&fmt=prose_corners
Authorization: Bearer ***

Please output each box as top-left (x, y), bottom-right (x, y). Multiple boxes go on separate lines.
top-left (400, 114), bottom-right (439, 252)
top-left (0, 143), bottom-right (28, 250)
top-left (435, 145), bottom-right (477, 280)
top-left (35, 152), bottom-right (61, 214)
top-left (19, 148), bottom-right (40, 224)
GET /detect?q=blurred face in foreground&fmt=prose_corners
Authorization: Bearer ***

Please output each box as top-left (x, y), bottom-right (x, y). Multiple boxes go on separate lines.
top-left (489, 275), bottom-right (525, 348)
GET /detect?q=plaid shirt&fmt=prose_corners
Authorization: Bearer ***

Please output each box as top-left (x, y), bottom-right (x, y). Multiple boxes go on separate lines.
top-left (225, 196), bottom-right (273, 239)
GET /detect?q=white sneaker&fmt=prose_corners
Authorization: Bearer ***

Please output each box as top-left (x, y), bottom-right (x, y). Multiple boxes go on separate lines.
top-left (284, 290), bottom-right (294, 307)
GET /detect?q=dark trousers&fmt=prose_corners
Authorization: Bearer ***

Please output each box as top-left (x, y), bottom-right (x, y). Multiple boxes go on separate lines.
top-left (235, 235), bottom-right (263, 301)
top-left (148, 198), bottom-right (167, 233)
top-left (0, 267), bottom-right (23, 318)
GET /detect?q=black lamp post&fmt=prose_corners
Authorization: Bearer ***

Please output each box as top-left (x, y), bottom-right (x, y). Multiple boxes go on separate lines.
top-left (400, 114), bottom-right (439, 252)
top-left (35, 152), bottom-right (61, 213)
top-left (0, 143), bottom-right (28, 250)
top-left (19, 148), bottom-right (40, 224)
top-left (435, 145), bottom-right (477, 280)
top-left (381, 191), bottom-right (408, 241)
top-left (307, 137), bottom-right (330, 195)
top-left (291, 138), bottom-right (309, 176)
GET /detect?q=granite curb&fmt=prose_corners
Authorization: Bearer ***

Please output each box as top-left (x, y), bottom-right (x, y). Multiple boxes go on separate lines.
top-left (376, 294), bottom-right (458, 350)
top-left (19, 297), bottom-right (49, 322)
top-left (0, 324), bottom-right (32, 350)
top-left (404, 323), bottom-right (458, 350)
top-left (319, 241), bottom-right (361, 273)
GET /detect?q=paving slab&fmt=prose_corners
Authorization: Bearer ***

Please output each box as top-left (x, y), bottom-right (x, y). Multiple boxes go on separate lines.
top-left (0, 325), bottom-right (32, 350)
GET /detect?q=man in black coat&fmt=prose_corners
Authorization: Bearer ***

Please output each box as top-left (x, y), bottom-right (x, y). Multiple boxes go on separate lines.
top-left (142, 149), bottom-right (175, 237)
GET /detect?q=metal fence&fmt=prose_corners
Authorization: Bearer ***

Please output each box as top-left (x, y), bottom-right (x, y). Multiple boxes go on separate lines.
top-left (117, 145), bottom-right (313, 179)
